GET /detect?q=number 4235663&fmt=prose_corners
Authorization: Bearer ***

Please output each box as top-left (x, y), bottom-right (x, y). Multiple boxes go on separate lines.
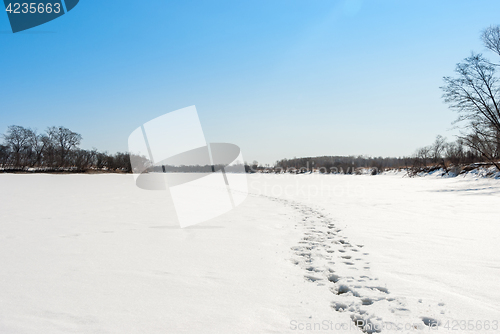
top-left (6, 3), bottom-right (61, 14)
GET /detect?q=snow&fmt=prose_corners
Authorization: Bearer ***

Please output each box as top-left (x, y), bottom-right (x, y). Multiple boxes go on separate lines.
top-left (252, 173), bottom-right (500, 333)
top-left (0, 173), bottom-right (499, 333)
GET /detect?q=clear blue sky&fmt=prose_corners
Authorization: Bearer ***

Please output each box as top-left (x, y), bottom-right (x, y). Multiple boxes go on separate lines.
top-left (1, 0), bottom-right (500, 164)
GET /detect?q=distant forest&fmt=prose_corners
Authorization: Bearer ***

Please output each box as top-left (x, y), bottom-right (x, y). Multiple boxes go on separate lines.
top-left (0, 125), bottom-right (496, 175)
top-left (273, 135), bottom-right (496, 175)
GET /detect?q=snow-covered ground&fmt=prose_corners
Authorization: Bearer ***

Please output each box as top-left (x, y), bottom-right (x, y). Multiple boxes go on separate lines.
top-left (0, 173), bottom-right (499, 333)
top-left (251, 172), bottom-right (500, 333)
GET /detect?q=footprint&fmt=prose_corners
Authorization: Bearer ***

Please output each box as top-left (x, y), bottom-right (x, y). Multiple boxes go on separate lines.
top-left (421, 317), bottom-right (441, 327)
top-left (328, 274), bottom-right (341, 283)
top-left (305, 266), bottom-right (321, 272)
top-left (304, 275), bottom-right (322, 282)
top-left (332, 302), bottom-right (349, 312)
top-left (361, 298), bottom-right (374, 305)
top-left (334, 284), bottom-right (358, 296)
top-left (370, 286), bottom-right (389, 294)
top-left (283, 198), bottom-right (414, 334)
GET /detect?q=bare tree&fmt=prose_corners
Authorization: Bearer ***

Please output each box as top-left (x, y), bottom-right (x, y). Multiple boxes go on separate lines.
top-left (0, 144), bottom-right (10, 167)
top-left (441, 53), bottom-right (500, 171)
top-left (2, 125), bottom-right (31, 167)
top-left (70, 149), bottom-right (97, 170)
top-left (444, 140), bottom-right (465, 165)
top-left (430, 135), bottom-right (447, 164)
top-left (482, 25), bottom-right (500, 59)
top-left (47, 126), bottom-right (82, 167)
top-left (113, 152), bottom-right (132, 172)
top-left (26, 130), bottom-right (48, 167)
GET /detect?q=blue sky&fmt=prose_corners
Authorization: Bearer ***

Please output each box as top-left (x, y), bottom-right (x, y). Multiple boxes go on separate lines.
top-left (1, 0), bottom-right (500, 164)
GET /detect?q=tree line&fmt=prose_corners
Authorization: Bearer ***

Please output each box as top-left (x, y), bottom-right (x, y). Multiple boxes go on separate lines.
top-left (409, 136), bottom-right (491, 175)
top-left (274, 156), bottom-right (406, 175)
top-left (271, 135), bottom-right (488, 175)
top-left (0, 125), bottom-right (132, 172)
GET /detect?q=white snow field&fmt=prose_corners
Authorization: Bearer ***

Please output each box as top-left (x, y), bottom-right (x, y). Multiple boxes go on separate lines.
top-left (0, 173), bottom-right (499, 333)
